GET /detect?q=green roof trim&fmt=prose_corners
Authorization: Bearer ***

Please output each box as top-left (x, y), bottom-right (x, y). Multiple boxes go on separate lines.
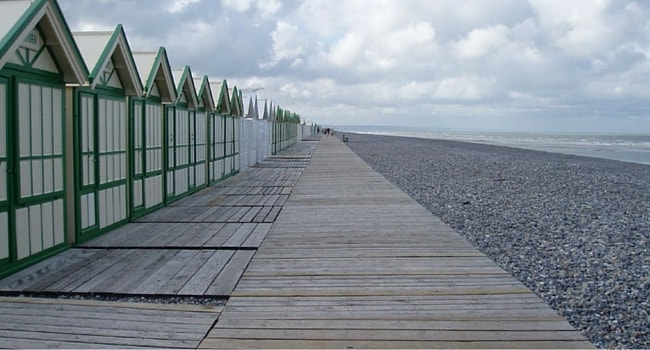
top-left (132, 47), bottom-right (176, 103)
top-left (212, 79), bottom-right (231, 114)
top-left (172, 65), bottom-right (198, 109)
top-left (0, 0), bottom-right (88, 83)
top-left (194, 75), bottom-right (215, 112)
top-left (229, 86), bottom-right (243, 116)
top-left (75, 24), bottom-right (143, 96)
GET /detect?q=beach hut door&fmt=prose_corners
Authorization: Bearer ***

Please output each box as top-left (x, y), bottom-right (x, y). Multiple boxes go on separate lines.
top-left (0, 79), bottom-right (8, 264)
top-left (78, 92), bottom-right (98, 234)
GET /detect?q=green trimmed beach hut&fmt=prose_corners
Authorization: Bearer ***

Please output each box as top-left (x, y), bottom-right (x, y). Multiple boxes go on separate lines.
top-left (208, 79), bottom-right (230, 184)
top-left (225, 86), bottom-right (242, 177)
top-left (130, 48), bottom-right (176, 219)
top-left (191, 74), bottom-right (213, 192)
top-left (72, 25), bottom-right (143, 242)
top-left (167, 66), bottom-right (198, 203)
top-left (0, 0), bottom-right (88, 277)
top-left (256, 98), bottom-right (272, 163)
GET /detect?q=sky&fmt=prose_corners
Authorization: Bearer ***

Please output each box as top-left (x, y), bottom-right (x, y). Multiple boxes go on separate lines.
top-left (56, 0), bottom-right (650, 133)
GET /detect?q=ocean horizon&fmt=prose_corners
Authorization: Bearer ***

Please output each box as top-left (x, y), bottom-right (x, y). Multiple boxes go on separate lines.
top-left (336, 126), bottom-right (650, 165)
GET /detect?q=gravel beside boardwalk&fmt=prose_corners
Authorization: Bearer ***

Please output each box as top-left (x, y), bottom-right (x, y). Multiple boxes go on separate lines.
top-left (343, 132), bottom-right (649, 349)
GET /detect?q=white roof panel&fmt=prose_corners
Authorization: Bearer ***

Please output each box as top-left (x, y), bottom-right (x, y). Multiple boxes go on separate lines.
top-left (132, 51), bottom-right (156, 86)
top-left (72, 31), bottom-right (112, 72)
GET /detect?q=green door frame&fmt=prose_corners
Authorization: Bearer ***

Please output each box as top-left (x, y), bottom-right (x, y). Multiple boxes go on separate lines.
top-left (74, 87), bottom-right (129, 243)
top-left (0, 68), bottom-right (69, 279)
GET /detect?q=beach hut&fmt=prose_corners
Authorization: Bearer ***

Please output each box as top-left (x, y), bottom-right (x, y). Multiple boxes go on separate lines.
top-left (191, 74), bottom-right (213, 192)
top-left (72, 25), bottom-right (143, 242)
top-left (0, 0), bottom-right (88, 277)
top-left (130, 48), bottom-right (176, 219)
top-left (240, 92), bottom-right (259, 170)
top-left (256, 98), bottom-right (271, 164)
top-left (225, 86), bottom-right (242, 177)
top-left (208, 79), bottom-right (230, 184)
top-left (167, 66), bottom-right (198, 203)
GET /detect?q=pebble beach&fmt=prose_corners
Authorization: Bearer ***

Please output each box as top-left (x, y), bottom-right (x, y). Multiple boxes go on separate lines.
top-left (343, 132), bottom-right (649, 349)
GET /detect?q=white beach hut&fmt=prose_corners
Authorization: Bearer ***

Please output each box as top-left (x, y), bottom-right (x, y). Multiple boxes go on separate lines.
top-left (72, 25), bottom-right (143, 242)
top-left (0, 0), bottom-right (88, 277)
top-left (130, 47), bottom-right (176, 219)
top-left (225, 86), bottom-right (242, 177)
top-left (208, 79), bottom-right (230, 184)
top-left (191, 74), bottom-right (214, 192)
top-left (167, 66), bottom-right (198, 203)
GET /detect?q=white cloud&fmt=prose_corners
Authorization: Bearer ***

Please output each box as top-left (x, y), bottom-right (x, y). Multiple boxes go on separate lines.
top-left (261, 21), bottom-right (305, 69)
top-left (221, 0), bottom-right (252, 12)
top-left (56, 0), bottom-right (650, 132)
top-left (384, 22), bottom-right (436, 54)
top-left (529, 0), bottom-right (614, 56)
top-left (455, 24), bottom-right (510, 59)
top-left (167, 0), bottom-right (200, 13)
top-left (434, 76), bottom-right (493, 100)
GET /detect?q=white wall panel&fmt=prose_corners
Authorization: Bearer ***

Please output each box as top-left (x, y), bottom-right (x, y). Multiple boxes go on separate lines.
top-left (54, 158), bottom-right (63, 192)
top-left (29, 205), bottom-right (42, 255)
top-left (32, 160), bottom-right (42, 195)
top-left (41, 202), bottom-right (53, 250)
top-left (145, 175), bottom-right (163, 208)
top-left (98, 189), bottom-right (107, 229)
top-left (0, 213), bottom-right (8, 259)
top-left (133, 179), bottom-right (143, 208)
top-left (53, 199), bottom-right (64, 245)
top-left (15, 208), bottom-right (29, 260)
top-left (18, 83), bottom-right (30, 157)
top-left (52, 89), bottom-right (62, 155)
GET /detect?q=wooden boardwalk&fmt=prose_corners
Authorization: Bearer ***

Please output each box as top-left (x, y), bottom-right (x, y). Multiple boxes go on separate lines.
top-left (0, 141), bottom-right (317, 348)
top-left (0, 296), bottom-right (220, 348)
top-left (0, 143), bottom-right (315, 297)
top-left (0, 136), bottom-right (593, 348)
top-left (200, 136), bottom-right (592, 349)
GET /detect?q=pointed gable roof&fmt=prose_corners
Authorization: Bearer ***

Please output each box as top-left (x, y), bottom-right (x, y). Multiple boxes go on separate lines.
top-left (132, 47), bottom-right (176, 103)
top-left (171, 65), bottom-right (198, 109)
top-left (243, 95), bottom-right (258, 119)
top-left (193, 75), bottom-right (215, 112)
top-left (257, 99), bottom-right (268, 120)
top-left (72, 24), bottom-right (142, 96)
top-left (229, 86), bottom-right (243, 117)
top-left (210, 79), bottom-right (231, 115)
top-left (268, 100), bottom-right (275, 121)
top-left (0, 0), bottom-right (87, 83)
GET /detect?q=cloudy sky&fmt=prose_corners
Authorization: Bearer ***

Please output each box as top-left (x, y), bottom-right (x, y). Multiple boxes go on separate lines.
top-left (57, 0), bottom-right (650, 133)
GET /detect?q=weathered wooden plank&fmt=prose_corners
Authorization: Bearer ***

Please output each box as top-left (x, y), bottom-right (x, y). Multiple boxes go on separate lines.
top-left (0, 249), bottom-right (106, 291)
top-left (214, 318), bottom-right (579, 332)
top-left (199, 338), bottom-right (592, 349)
top-left (41, 249), bottom-right (132, 292)
top-left (206, 251), bottom-right (255, 296)
top-left (159, 250), bottom-right (217, 294)
top-left (0, 329), bottom-right (200, 348)
top-left (223, 223), bottom-right (257, 247)
top-left (206, 328), bottom-right (589, 342)
top-left (241, 224), bottom-right (272, 247)
top-left (203, 223), bottom-right (240, 246)
top-left (130, 250), bottom-right (200, 294)
top-left (182, 223), bottom-right (227, 247)
top-left (179, 250), bottom-right (234, 295)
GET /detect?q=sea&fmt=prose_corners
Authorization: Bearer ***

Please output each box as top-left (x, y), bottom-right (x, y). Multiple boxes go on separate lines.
top-left (337, 126), bottom-right (650, 166)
